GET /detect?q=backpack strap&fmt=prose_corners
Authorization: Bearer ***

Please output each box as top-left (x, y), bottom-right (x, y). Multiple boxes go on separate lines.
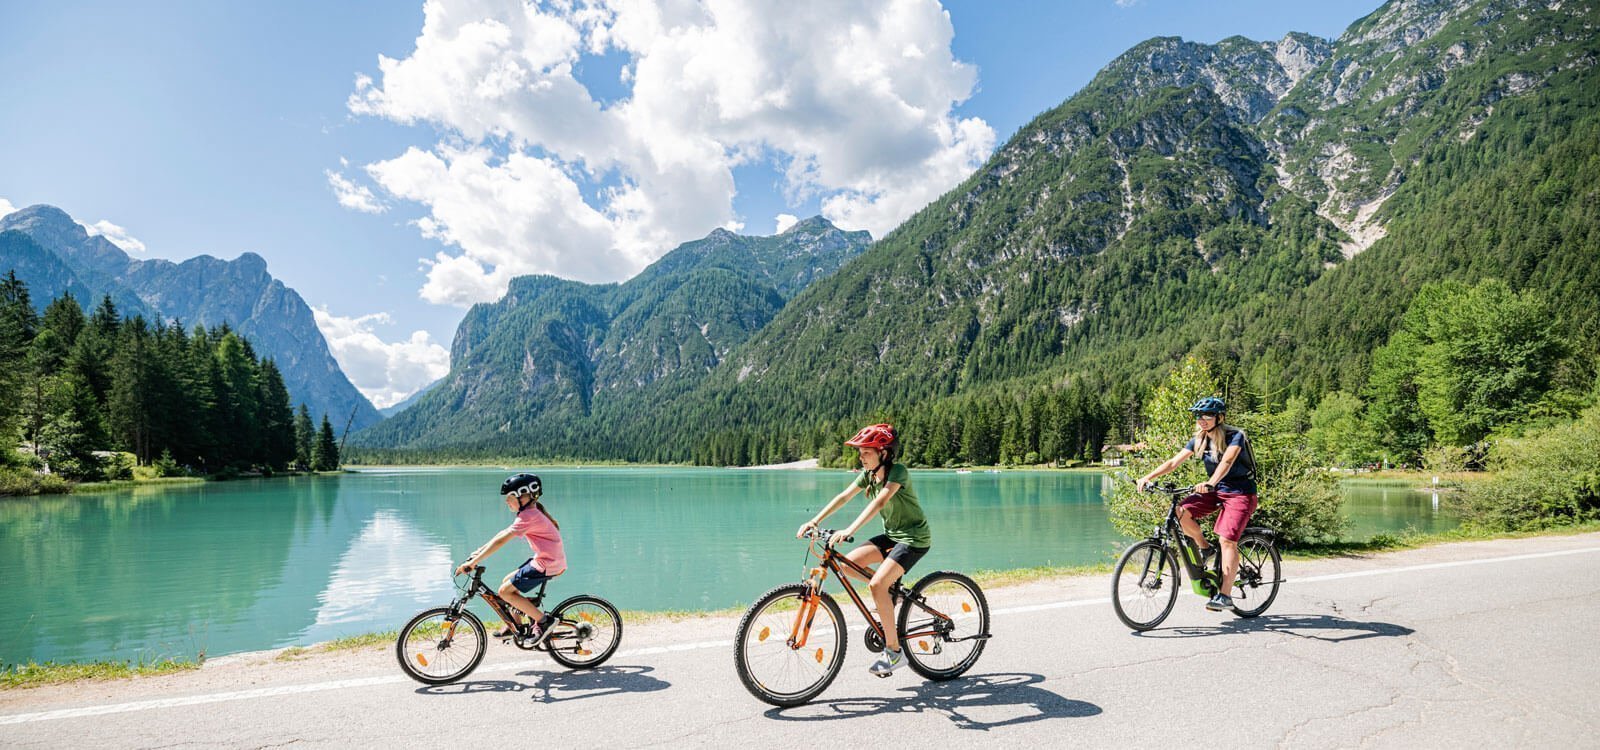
top-left (1225, 427), bottom-right (1257, 480)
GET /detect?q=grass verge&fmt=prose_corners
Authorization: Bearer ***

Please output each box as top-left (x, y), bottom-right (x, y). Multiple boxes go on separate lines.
top-left (1, 658), bottom-right (200, 690)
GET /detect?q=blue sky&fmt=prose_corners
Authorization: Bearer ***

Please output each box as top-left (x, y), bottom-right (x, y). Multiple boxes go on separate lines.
top-left (0, 0), bottom-right (1380, 407)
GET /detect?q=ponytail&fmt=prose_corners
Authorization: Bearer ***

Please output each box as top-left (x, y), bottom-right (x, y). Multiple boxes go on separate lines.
top-left (535, 500), bottom-right (559, 530)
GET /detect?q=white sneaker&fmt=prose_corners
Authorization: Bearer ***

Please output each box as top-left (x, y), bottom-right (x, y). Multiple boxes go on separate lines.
top-left (868, 647), bottom-right (905, 677)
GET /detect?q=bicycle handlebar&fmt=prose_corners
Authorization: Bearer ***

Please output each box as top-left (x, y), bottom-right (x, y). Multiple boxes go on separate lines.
top-left (803, 528), bottom-right (854, 544)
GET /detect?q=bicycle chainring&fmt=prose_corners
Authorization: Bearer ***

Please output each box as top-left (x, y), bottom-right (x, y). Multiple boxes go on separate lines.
top-left (864, 628), bottom-right (884, 653)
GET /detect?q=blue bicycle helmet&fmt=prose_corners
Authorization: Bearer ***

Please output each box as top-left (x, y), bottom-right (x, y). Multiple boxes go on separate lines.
top-left (1189, 396), bottom-right (1226, 414)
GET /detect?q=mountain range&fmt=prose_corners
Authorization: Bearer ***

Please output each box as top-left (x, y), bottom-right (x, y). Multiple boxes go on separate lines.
top-left (354, 0), bottom-right (1600, 463)
top-left (353, 216), bottom-right (871, 452)
top-left (0, 205), bottom-right (382, 430)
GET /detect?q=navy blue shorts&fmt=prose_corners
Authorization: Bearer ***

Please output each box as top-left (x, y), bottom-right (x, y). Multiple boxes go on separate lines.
top-left (509, 558), bottom-right (555, 593)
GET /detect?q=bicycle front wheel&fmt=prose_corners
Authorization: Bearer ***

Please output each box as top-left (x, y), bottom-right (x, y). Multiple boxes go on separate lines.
top-left (547, 595), bottom-right (623, 669)
top-left (1230, 534), bottom-right (1282, 618)
top-left (1112, 540), bottom-right (1179, 631)
top-left (396, 607), bottom-right (486, 685)
top-left (898, 571), bottom-right (989, 681)
top-left (734, 583), bottom-right (846, 707)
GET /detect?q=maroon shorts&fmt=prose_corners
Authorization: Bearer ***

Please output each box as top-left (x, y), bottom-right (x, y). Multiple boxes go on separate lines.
top-left (1179, 491), bottom-right (1258, 542)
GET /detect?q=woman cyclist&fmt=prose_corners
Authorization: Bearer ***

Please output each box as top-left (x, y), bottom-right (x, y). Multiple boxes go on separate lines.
top-left (1136, 397), bottom-right (1258, 611)
top-left (454, 473), bottom-right (566, 642)
top-left (796, 423), bottom-right (931, 677)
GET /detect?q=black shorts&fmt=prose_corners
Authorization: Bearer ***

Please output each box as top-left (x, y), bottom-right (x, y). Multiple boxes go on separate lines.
top-left (867, 534), bottom-right (930, 574)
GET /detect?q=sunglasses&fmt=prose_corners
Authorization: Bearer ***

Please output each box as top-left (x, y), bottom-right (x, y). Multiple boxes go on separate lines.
top-left (1193, 413), bottom-right (1220, 420)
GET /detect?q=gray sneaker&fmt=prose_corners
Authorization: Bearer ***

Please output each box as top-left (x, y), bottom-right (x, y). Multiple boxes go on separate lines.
top-left (868, 647), bottom-right (905, 677)
top-left (1205, 593), bottom-right (1234, 611)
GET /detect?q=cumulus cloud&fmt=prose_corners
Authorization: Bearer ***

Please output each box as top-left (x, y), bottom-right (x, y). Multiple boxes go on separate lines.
top-left (349, 0), bottom-right (994, 305)
top-left (774, 213), bottom-right (799, 234)
top-left (1114, 0), bottom-right (1143, 7)
top-left (326, 169), bottom-right (388, 214)
top-left (83, 219), bottom-right (147, 254)
top-left (312, 307), bottom-right (451, 409)
top-left (0, 198), bottom-right (16, 219)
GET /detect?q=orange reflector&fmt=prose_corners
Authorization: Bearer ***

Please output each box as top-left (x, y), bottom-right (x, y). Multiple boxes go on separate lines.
top-left (580, 613), bottom-right (596, 622)
top-left (814, 648), bottom-right (825, 664)
top-left (962, 602), bottom-right (973, 613)
top-left (414, 653), bottom-right (429, 667)
top-left (918, 640), bottom-right (931, 652)
top-left (758, 626), bottom-right (771, 642)
top-left (578, 649), bottom-right (592, 656)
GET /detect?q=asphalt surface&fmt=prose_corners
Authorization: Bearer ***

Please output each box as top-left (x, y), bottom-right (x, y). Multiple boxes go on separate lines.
top-left (4, 532), bottom-right (1599, 748)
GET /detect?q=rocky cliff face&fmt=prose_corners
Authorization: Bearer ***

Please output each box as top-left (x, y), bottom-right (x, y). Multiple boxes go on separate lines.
top-left (0, 205), bottom-right (381, 429)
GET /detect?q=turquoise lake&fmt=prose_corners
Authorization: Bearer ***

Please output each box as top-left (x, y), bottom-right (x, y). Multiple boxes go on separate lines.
top-left (0, 468), bottom-right (1456, 665)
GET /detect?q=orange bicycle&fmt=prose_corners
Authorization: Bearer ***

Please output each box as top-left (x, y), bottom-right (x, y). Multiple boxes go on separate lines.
top-left (734, 529), bottom-right (991, 706)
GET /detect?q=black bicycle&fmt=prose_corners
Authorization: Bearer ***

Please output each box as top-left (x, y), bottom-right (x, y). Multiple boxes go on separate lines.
top-left (396, 565), bottom-right (622, 685)
top-left (1111, 483), bottom-right (1283, 630)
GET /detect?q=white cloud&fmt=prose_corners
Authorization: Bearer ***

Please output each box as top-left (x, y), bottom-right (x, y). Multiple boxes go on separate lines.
top-left (0, 198), bottom-right (17, 220)
top-left (349, 0), bottom-right (994, 305)
top-left (774, 213), bottom-right (798, 233)
top-left (1114, 0), bottom-right (1142, 7)
top-left (83, 219), bottom-right (147, 254)
top-left (312, 306), bottom-right (451, 408)
top-left (325, 169), bottom-right (388, 214)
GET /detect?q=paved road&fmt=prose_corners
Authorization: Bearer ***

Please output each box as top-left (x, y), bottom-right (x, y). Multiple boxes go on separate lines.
top-left (5, 533), bottom-right (1599, 748)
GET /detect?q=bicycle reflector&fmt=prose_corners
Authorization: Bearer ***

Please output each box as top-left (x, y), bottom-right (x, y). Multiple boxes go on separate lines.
top-left (815, 648), bottom-right (825, 664)
top-left (759, 626), bottom-right (771, 641)
top-left (415, 653), bottom-right (429, 667)
top-left (962, 602), bottom-right (973, 612)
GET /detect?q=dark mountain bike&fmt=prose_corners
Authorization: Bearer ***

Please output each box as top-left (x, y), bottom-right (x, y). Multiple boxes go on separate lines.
top-left (734, 529), bottom-right (992, 707)
top-left (1111, 483), bottom-right (1283, 631)
top-left (396, 565), bottom-right (622, 685)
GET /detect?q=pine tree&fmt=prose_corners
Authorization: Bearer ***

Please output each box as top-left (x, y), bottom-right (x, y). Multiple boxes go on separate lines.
top-left (311, 414), bottom-right (340, 471)
top-left (294, 404), bottom-right (313, 470)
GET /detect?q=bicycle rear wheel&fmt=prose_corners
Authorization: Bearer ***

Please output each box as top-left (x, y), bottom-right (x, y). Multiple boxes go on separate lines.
top-left (1112, 540), bottom-right (1179, 630)
top-left (734, 583), bottom-right (846, 707)
top-left (547, 595), bottom-right (623, 669)
top-left (396, 607), bottom-right (486, 685)
top-left (1229, 534), bottom-right (1281, 618)
top-left (898, 571), bottom-right (989, 681)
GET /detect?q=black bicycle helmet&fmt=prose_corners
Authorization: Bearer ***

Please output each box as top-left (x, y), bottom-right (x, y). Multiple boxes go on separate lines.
top-left (500, 473), bottom-right (542, 497)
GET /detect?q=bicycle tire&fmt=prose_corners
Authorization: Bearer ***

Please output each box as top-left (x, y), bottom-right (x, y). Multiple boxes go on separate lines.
top-left (1112, 540), bottom-right (1180, 631)
top-left (898, 571), bottom-right (989, 681)
top-left (1229, 534), bottom-right (1281, 618)
top-left (734, 583), bottom-right (847, 707)
top-left (546, 595), bottom-right (624, 669)
top-left (396, 607), bottom-right (486, 685)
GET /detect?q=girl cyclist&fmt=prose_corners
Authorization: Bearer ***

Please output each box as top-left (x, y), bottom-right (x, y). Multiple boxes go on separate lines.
top-left (797, 423), bottom-right (930, 677)
top-left (454, 473), bottom-right (566, 642)
top-left (1136, 397), bottom-right (1258, 612)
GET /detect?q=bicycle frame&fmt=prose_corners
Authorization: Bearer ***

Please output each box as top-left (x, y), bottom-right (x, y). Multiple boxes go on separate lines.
top-left (1145, 489), bottom-right (1222, 597)
top-left (786, 534), bottom-right (954, 650)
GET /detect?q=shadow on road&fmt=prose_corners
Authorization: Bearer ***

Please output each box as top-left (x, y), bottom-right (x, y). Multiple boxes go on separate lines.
top-left (1134, 614), bottom-right (1415, 642)
top-left (414, 664), bottom-right (670, 703)
top-left (764, 672), bottom-right (1101, 730)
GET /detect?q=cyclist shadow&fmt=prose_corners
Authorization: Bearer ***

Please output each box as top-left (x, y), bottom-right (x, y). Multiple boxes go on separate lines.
top-left (764, 672), bottom-right (1101, 730)
top-left (415, 664), bottom-right (670, 704)
top-left (1135, 614), bottom-right (1414, 642)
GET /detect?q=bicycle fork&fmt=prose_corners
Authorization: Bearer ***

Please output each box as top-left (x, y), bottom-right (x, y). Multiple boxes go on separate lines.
top-left (787, 567), bottom-right (829, 657)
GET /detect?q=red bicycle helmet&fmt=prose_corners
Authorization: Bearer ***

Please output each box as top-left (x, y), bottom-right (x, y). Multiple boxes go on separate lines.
top-left (844, 423), bottom-right (897, 449)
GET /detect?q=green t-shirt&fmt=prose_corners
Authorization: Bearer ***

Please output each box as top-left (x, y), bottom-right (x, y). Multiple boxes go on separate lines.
top-left (852, 463), bottom-right (932, 548)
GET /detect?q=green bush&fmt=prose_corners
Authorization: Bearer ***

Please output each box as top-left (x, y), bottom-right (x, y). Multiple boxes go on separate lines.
top-left (1108, 356), bottom-right (1345, 545)
top-left (100, 452), bottom-right (136, 481)
top-left (0, 467), bottom-right (71, 496)
top-left (1462, 404), bottom-right (1600, 531)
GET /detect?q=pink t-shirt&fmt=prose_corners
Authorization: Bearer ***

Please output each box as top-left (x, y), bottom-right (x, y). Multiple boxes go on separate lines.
top-left (508, 505), bottom-right (566, 576)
